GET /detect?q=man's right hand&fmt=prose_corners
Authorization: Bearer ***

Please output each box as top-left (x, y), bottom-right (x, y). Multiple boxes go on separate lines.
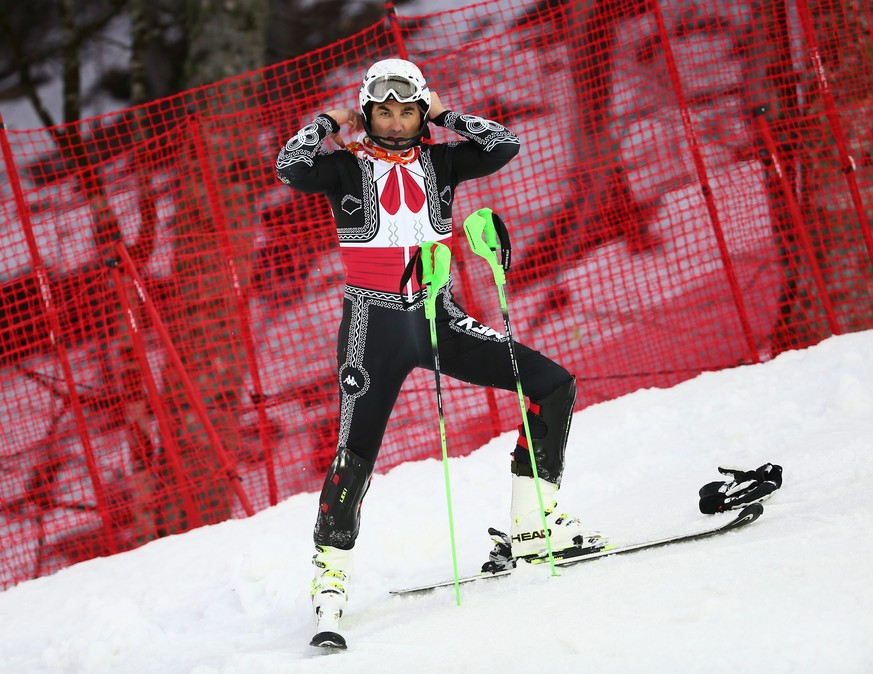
top-left (428, 91), bottom-right (447, 119)
top-left (326, 109), bottom-right (363, 147)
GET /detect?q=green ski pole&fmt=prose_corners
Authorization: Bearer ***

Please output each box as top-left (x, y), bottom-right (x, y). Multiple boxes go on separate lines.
top-left (420, 240), bottom-right (463, 605)
top-left (463, 208), bottom-right (557, 576)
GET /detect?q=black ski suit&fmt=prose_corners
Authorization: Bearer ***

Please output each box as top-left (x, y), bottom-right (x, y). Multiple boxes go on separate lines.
top-left (275, 110), bottom-right (575, 550)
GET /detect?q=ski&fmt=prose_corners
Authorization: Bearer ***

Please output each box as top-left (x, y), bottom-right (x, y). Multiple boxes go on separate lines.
top-left (390, 502), bottom-right (764, 596)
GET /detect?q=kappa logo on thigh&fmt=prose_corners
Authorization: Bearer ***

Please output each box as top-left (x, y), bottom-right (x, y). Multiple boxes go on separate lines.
top-left (452, 316), bottom-right (503, 339)
top-left (339, 364), bottom-right (369, 397)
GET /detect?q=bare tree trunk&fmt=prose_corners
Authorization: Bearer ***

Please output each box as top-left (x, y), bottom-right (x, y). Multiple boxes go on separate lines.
top-left (156, 0), bottom-right (267, 532)
top-left (59, 0), bottom-right (82, 123)
top-left (743, 0), bottom-right (813, 355)
top-left (185, 0), bottom-right (267, 88)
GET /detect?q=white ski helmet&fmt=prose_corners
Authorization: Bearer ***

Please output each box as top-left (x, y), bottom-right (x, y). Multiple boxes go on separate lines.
top-left (358, 58), bottom-right (431, 151)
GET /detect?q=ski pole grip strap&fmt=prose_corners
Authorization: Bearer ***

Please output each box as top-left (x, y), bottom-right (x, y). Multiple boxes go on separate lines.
top-left (399, 247), bottom-right (424, 308)
top-left (490, 212), bottom-right (511, 272)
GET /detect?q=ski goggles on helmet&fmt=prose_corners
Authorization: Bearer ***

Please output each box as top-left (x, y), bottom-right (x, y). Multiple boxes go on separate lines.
top-left (363, 75), bottom-right (425, 104)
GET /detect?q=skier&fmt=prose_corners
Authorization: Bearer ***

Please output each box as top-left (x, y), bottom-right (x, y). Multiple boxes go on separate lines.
top-left (275, 58), bottom-right (605, 644)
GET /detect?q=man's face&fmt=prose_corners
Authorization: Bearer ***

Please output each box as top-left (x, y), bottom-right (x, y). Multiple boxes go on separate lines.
top-left (369, 99), bottom-right (422, 150)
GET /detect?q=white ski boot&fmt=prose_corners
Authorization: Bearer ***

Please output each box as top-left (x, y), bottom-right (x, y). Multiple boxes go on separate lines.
top-left (509, 475), bottom-right (607, 561)
top-left (309, 545), bottom-right (352, 649)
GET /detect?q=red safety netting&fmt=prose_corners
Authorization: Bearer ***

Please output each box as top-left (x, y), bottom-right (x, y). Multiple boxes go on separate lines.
top-left (1, 0), bottom-right (871, 588)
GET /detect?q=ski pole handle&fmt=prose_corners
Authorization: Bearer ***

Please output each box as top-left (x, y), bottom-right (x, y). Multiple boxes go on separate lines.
top-left (463, 208), bottom-right (511, 286)
top-left (420, 240), bottom-right (452, 320)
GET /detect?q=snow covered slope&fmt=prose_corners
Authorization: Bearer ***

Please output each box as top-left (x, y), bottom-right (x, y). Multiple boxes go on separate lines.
top-left (1, 330), bottom-right (872, 673)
